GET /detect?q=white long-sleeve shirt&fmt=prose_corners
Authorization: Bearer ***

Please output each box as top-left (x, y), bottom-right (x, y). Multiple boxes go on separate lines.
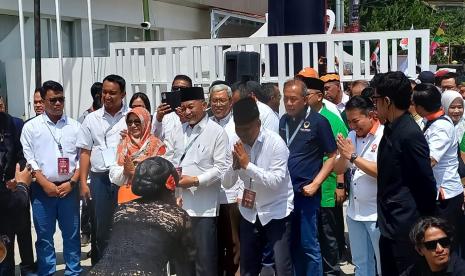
top-left (211, 112), bottom-right (242, 204)
top-left (21, 114), bottom-right (81, 182)
top-left (165, 114), bottom-right (230, 217)
top-left (223, 128), bottom-right (294, 225)
top-left (257, 101), bottom-right (279, 133)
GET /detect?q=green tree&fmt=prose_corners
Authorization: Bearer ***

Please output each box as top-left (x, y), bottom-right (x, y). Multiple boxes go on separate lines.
top-left (359, 0), bottom-right (465, 62)
top-left (360, 0), bottom-right (435, 32)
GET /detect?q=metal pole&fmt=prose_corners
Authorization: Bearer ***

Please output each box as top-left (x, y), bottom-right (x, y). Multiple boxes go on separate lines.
top-left (54, 0), bottom-right (66, 111)
top-left (336, 0), bottom-right (341, 31)
top-left (54, 0), bottom-right (63, 83)
top-left (18, 0), bottom-right (30, 119)
top-left (142, 0), bottom-right (151, 41)
top-left (34, 0), bottom-right (41, 88)
top-left (87, 0), bottom-right (95, 83)
top-left (340, 0), bottom-right (344, 32)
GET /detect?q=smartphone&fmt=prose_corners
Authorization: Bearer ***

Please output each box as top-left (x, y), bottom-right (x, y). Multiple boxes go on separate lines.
top-left (161, 91), bottom-right (181, 112)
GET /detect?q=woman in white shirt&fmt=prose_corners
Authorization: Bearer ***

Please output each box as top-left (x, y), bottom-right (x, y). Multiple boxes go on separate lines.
top-left (109, 107), bottom-right (166, 204)
top-left (441, 90), bottom-right (465, 144)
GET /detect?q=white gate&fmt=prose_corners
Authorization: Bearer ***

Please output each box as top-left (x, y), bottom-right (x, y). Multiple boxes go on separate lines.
top-left (109, 29), bottom-right (430, 107)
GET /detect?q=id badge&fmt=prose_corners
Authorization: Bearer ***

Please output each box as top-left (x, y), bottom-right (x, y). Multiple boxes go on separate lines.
top-left (241, 189), bottom-right (256, 209)
top-left (102, 147), bottom-right (117, 167)
top-left (57, 158), bottom-right (70, 175)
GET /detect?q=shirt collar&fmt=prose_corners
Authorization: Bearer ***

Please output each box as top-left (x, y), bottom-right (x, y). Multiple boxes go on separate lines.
top-left (386, 111), bottom-right (409, 131)
top-left (185, 113), bottom-right (208, 132)
top-left (289, 106), bottom-right (309, 121)
top-left (103, 103), bottom-right (127, 117)
top-left (425, 109), bottom-right (445, 122)
top-left (212, 112), bottom-right (232, 125)
top-left (369, 119), bottom-right (381, 136)
top-left (42, 113), bottom-right (66, 124)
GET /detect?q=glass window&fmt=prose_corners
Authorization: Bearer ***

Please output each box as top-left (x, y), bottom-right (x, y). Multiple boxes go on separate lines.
top-left (127, 27), bottom-right (143, 42)
top-left (93, 24), bottom-right (108, 57)
top-left (61, 21), bottom-right (76, 57)
top-left (109, 25), bottom-right (126, 42)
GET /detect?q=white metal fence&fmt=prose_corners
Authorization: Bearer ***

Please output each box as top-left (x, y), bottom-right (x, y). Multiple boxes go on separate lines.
top-left (109, 29), bottom-right (430, 107)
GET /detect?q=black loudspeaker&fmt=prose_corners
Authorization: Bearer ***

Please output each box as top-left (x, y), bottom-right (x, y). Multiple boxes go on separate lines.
top-left (225, 51), bottom-right (260, 84)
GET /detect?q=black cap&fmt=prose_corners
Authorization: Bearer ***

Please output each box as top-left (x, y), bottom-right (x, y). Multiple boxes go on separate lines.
top-left (417, 71), bottom-right (435, 84)
top-left (233, 97), bottom-right (259, 125)
top-left (180, 87), bottom-right (205, 102)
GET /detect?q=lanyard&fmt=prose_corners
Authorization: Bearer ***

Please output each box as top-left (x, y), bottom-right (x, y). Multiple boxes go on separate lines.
top-left (102, 115), bottom-right (122, 148)
top-left (248, 141), bottom-right (263, 190)
top-left (180, 127), bottom-right (205, 164)
top-left (356, 135), bottom-right (376, 159)
top-left (43, 115), bottom-right (64, 157)
top-left (285, 108), bottom-right (310, 146)
top-left (351, 135), bottom-right (376, 178)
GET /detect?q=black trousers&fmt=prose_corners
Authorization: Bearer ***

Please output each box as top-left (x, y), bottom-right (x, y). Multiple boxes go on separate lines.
top-left (240, 215), bottom-right (293, 276)
top-left (81, 197), bottom-right (93, 236)
top-left (0, 197), bottom-right (35, 275)
top-left (318, 207), bottom-right (341, 276)
top-left (190, 217), bottom-right (218, 276)
top-left (379, 235), bottom-right (417, 276)
top-left (217, 204), bottom-right (239, 276)
top-left (435, 193), bottom-right (464, 251)
top-left (334, 205), bottom-right (347, 258)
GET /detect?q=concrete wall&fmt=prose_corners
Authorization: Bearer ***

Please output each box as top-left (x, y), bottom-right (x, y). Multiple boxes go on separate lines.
top-left (6, 57), bottom-right (111, 119)
top-left (0, 0), bottom-right (212, 117)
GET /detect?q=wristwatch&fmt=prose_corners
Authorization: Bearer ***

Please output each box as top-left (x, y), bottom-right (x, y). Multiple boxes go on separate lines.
top-left (70, 179), bottom-right (78, 188)
top-left (349, 153), bottom-right (358, 163)
top-left (336, 182), bottom-right (345, 189)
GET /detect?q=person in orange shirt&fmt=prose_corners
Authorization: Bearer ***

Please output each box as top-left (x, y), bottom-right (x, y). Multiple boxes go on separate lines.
top-left (109, 107), bottom-right (166, 203)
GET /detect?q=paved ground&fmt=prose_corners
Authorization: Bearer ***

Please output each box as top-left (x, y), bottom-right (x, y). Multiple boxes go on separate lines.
top-left (14, 204), bottom-right (355, 275)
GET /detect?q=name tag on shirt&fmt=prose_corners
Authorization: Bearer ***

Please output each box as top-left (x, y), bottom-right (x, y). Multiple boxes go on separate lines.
top-left (57, 158), bottom-right (70, 175)
top-left (102, 147), bottom-right (117, 167)
top-left (241, 189), bottom-right (256, 209)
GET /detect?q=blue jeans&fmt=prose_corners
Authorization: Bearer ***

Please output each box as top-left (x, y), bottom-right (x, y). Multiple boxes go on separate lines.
top-left (346, 216), bottom-right (381, 276)
top-left (291, 194), bottom-right (322, 276)
top-left (90, 171), bottom-right (119, 263)
top-left (31, 182), bottom-right (81, 276)
top-left (240, 215), bottom-right (293, 276)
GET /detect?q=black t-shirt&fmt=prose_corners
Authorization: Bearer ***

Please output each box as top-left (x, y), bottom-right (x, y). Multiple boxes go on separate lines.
top-left (401, 253), bottom-right (465, 276)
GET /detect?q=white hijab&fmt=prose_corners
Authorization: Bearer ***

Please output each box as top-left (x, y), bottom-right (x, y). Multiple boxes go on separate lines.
top-left (441, 90), bottom-right (465, 143)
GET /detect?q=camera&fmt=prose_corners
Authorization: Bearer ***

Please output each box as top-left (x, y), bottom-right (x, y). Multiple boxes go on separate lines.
top-left (140, 22), bottom-right (151, 30)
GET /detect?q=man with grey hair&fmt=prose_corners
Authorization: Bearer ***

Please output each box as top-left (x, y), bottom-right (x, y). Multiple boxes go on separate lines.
top-left (209, 80), bottom-right (240, 275)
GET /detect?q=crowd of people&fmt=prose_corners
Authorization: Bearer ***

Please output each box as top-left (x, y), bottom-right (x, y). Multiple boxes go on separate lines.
top-left (0, 66), bottom-right (465, 276)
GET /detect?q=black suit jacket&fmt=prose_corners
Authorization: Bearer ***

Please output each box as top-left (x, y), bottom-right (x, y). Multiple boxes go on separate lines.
top-left (377, 113), bottom-right (437, 241)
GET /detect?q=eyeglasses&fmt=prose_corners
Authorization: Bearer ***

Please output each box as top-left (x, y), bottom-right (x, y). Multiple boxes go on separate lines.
top-left (46, 97), bottom-right (65, 104)
top-left (210, 99), bottom-right (229, 106)
top-left (423, 237), bottom-right (451, 251)
top-left (126, 119), bottom-right (142, 126)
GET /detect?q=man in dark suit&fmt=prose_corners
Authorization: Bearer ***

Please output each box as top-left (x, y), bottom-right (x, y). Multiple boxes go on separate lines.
top-left (371, 71), bottom-right (437, 276)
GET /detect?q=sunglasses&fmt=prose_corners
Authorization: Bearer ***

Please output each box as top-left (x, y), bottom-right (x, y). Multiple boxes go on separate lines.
top-left (47, 97), bottom-right (65, 104)
top-left (171, 86), bottom-right (188, 91)
top-left (126, 119), bottom-right (142, 126)
top-left (423, 237), bottom-right (451, 251)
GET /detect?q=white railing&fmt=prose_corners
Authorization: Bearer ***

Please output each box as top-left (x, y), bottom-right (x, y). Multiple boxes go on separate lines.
top-left (109, 29), bottom-right (430, 107)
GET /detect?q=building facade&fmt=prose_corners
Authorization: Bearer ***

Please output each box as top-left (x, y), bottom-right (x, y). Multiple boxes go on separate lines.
top-left (0, 0), bottom-right (266, 118)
